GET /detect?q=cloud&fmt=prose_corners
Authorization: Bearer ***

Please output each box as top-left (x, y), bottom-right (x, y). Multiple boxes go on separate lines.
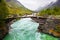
top-left (17, 0), bottom-right (57, 12)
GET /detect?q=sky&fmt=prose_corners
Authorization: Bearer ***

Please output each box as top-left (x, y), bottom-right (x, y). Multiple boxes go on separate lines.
top-left (17, 0), bottom-right (57, 12)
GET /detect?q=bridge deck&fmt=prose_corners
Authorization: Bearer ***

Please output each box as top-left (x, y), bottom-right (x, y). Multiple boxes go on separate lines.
top-left (8, 16), bottom-right (47, 19)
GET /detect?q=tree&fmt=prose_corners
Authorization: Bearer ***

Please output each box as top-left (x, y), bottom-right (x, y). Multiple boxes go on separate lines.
top-left (0, 0), bottom-right (10, 39)
top-left (0, 0), bottom-right (9, 19)
top-left (39, 6), bottom-right (60, 16)
top-left (0, 0), bottom-right (9, 25)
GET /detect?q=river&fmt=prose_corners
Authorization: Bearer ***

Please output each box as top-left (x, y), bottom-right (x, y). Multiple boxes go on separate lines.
top-left (3, 18), bottom-right (59, 40)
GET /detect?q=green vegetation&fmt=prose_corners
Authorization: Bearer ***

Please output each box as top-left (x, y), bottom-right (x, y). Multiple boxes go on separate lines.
top-left (38, 6), bottom-right (60, 16)
top-left (0, 0), bottom-right (9, 19)
top-left (55, 25), bottom-right (60, 32)
top-left (0, 0), bottom-right (9, 26)
top-left (6, 1), bottom-right (32, 16)
top-left (7, 6), bottom-right (32, 16)
top-left (0, 0), bottom-right (1, 2)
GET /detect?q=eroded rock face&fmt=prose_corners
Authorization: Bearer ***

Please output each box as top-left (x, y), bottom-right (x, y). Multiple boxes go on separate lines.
top-left (0, 18), bottom-right (15, 39)
top-left (38, 18), bottom-right (60, 37)
top-left (0, 24), bottom-right (9, 39)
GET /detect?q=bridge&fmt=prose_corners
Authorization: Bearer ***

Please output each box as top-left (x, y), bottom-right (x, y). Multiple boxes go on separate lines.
top-left (5, 13), bottom-right (49, 24)
top-left (5, 16), bottom-right (47, 26)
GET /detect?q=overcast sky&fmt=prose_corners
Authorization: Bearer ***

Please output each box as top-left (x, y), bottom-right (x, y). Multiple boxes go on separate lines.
top-left (17, 0), bottom-right (57, 12)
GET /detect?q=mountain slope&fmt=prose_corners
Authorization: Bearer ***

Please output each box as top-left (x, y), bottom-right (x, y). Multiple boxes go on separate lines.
top-left (6, 0), bottom-right (32, 16)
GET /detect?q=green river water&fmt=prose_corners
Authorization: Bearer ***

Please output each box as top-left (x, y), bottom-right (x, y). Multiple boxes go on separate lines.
top-left (3, 18), bottom-right (59, 40)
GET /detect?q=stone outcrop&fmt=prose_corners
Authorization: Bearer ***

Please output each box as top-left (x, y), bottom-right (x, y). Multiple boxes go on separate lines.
top-left (36, 17), bottom-right (60, 38)
top-left (0, 24), bottom-right (9, 39)
top-left (0, 18), bottom-right (16, 39)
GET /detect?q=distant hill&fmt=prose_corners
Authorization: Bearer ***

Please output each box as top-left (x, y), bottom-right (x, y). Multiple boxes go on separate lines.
top-left (6, 0), bottom-right (32, 16)
top-left (49, 0), bottom-right (60, 7)
top-left (6, 0), bottom-right (23, 8)
top-left (6, 0), bottom-right (60, 11)
top-left (54, 0), bottom-right (60, 6)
